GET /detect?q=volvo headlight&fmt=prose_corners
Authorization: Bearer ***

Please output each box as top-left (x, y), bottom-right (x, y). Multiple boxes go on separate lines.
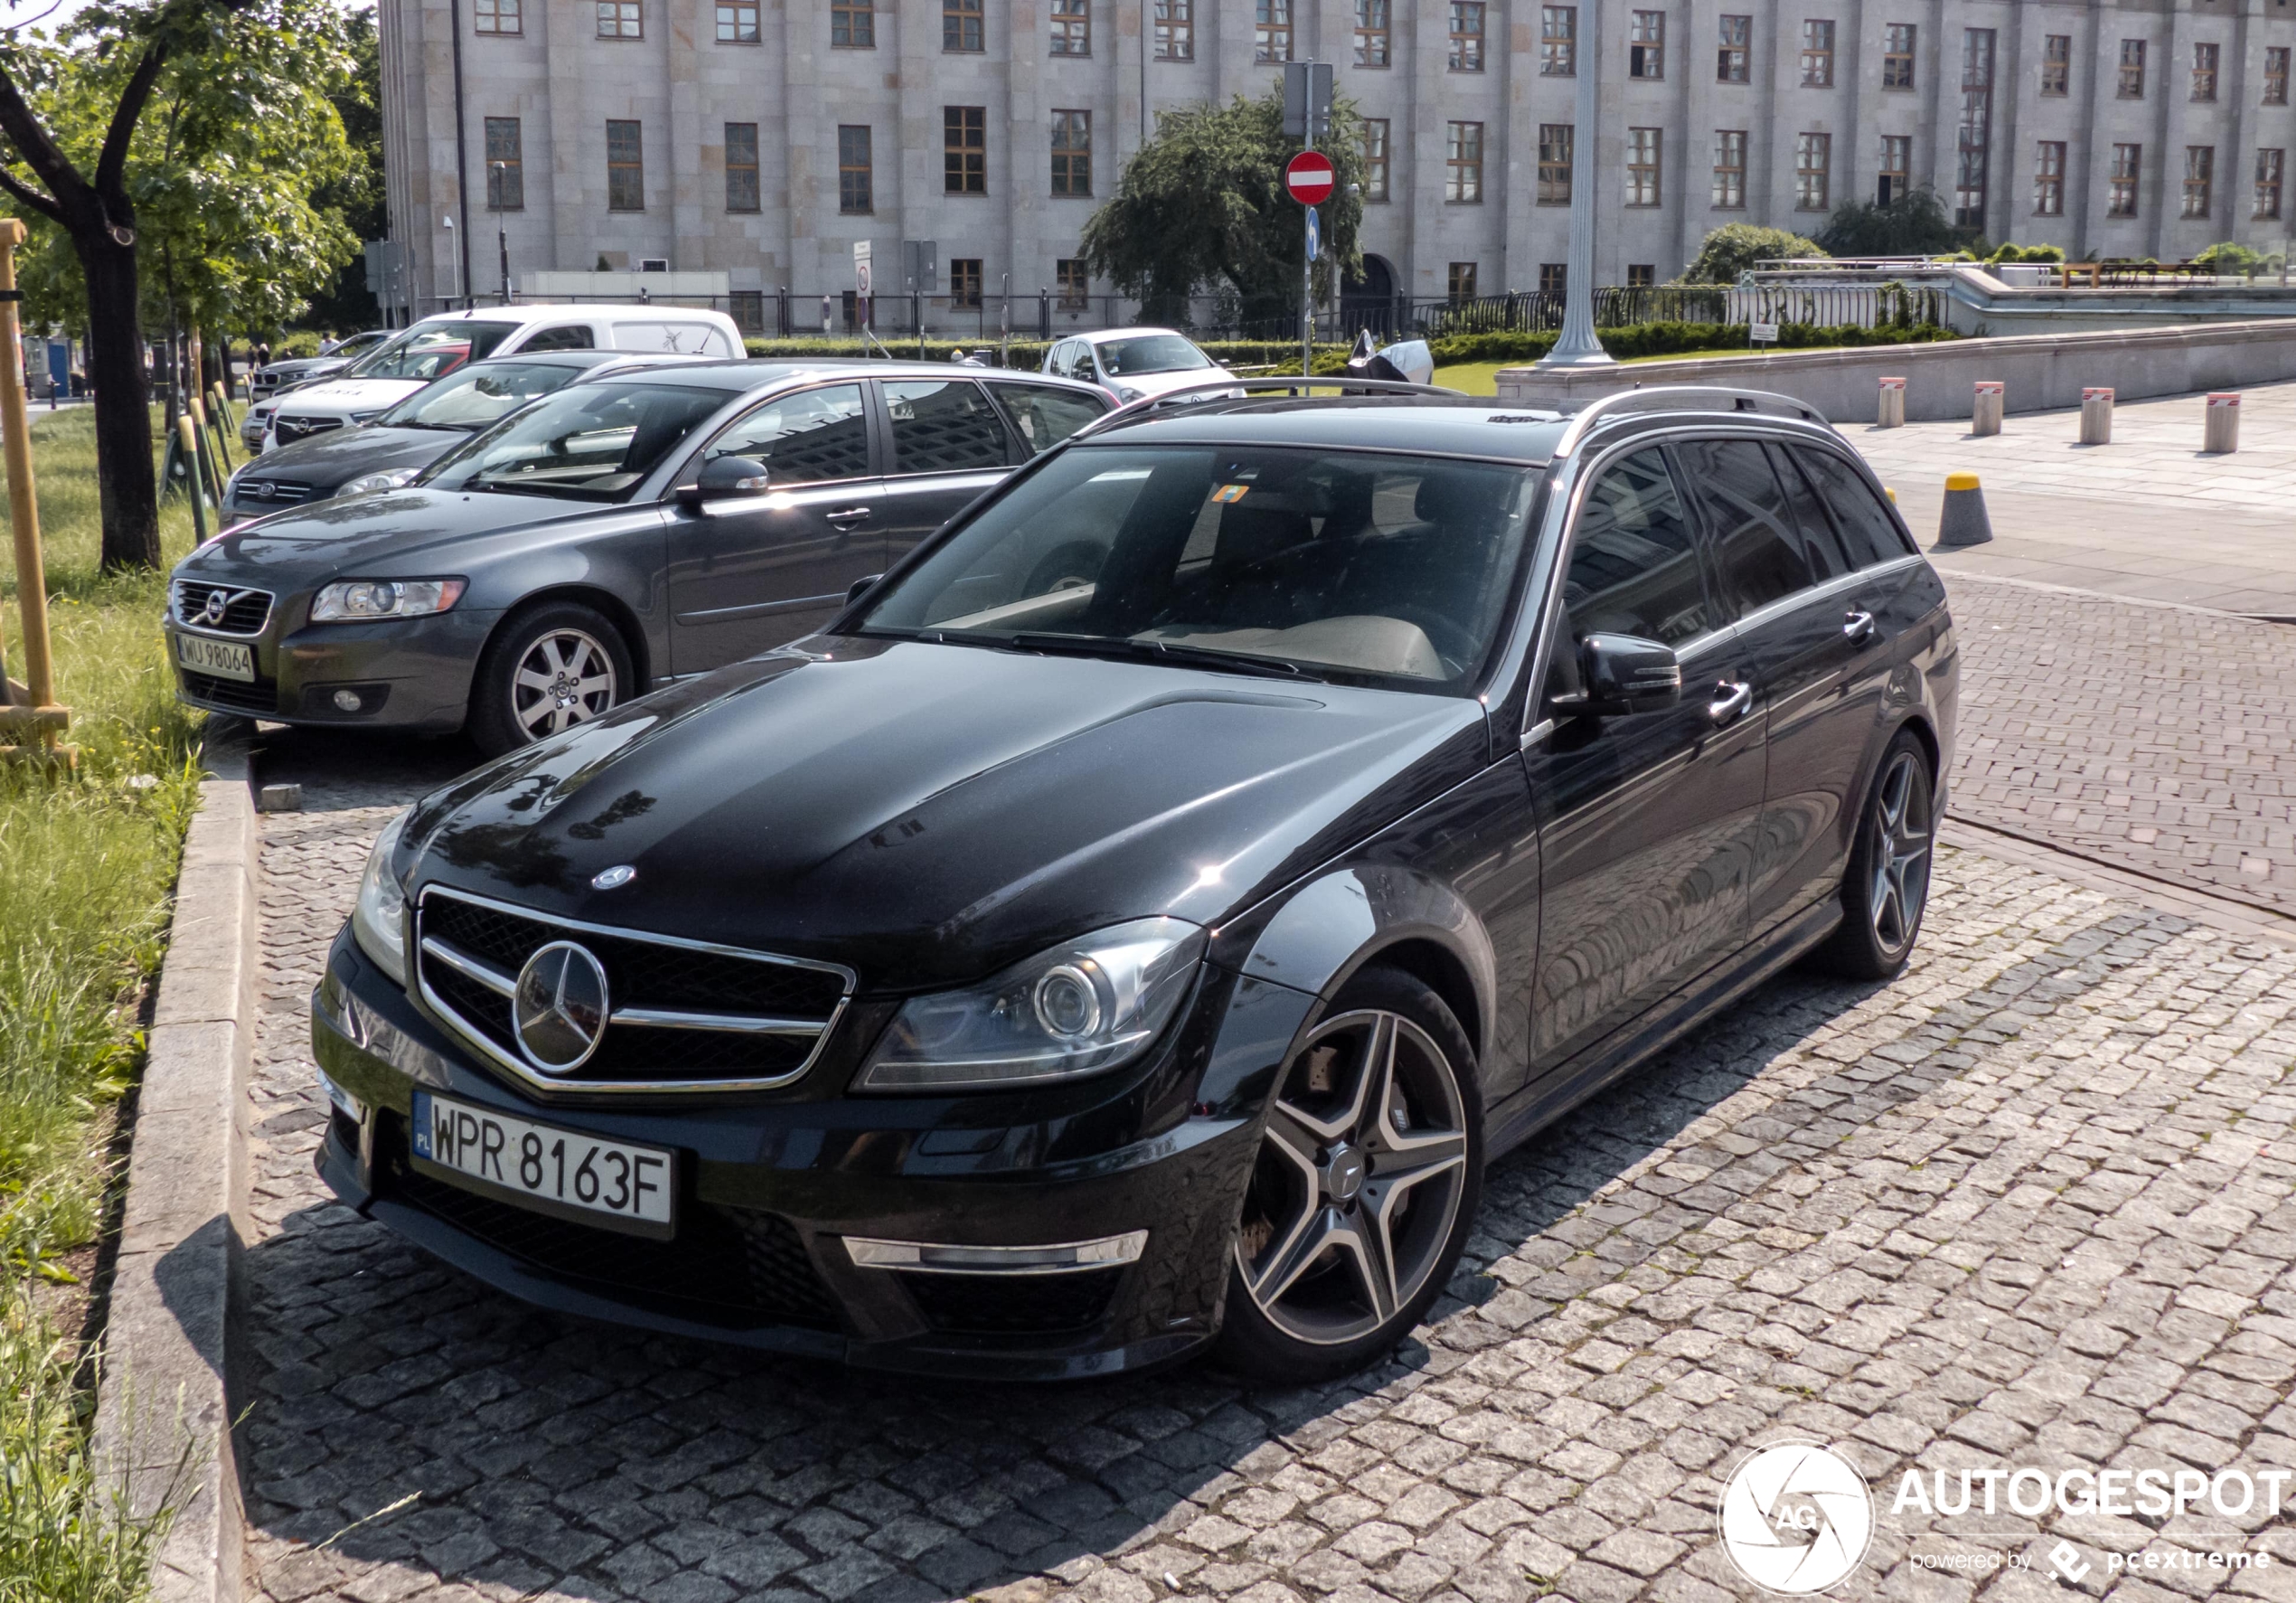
top-left (351, 807), bottom-right (411, 985)
top-left (310, 578), bottom-right (466, 622)
top-left (337, 467), bottom-right (420, 497)
top-left (857, 917), bottom-right (1205, 1091)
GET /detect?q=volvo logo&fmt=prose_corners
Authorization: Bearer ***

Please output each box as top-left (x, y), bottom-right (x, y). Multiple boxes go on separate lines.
top-left (512, 941), bottom-right (610, 1073)
top-left (590, 864), bottom-right (636, 891)
top-left (197, 589), bottom-right (233, 627)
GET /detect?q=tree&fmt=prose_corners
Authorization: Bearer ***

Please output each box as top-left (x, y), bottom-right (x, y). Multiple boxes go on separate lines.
top-left (0, 0), bottom-right (360, 570)
top-left (1080, 83), bottom-right (1365, 326)
top-left (1681, 224), bottom-right (1827, 285)
top-left (1813, 187), bottom-right (1961, 257)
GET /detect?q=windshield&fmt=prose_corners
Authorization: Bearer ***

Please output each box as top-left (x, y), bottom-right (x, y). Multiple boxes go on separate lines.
top-left (320, 332), bottom-right (389, 361)
top-left (419, 381), bottom-right (727, 501)
top-left (374, 361), bottom-right (585, 431)
top-left (853, 444), bottom-right (1538, 691)
top-left (345, 321), bottom-right (517, 382)
top-left (1096, 335), bottom-right (1213, 377)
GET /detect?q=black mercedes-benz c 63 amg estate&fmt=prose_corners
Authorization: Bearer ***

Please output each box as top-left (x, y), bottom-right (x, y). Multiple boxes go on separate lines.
top-left (310, 383), bottom-right (1958, 1381)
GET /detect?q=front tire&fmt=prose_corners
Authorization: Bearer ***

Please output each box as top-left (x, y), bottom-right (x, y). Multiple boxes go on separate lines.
top-left (1216, 967), bottom-right (1483, 1382)
top-left (467, 601), bottom-right (635, 757)
top-left (1811, 730), bottom-right (1936, 980)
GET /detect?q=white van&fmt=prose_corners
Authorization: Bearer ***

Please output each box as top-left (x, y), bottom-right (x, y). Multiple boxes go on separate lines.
top-left (259, 304), bottom-right (745, 451)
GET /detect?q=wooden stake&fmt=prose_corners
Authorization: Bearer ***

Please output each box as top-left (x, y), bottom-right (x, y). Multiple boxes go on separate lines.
top-left (0, 217), bottom-right (71, 767)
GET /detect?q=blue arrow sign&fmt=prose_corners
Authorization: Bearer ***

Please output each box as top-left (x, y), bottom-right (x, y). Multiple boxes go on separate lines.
top-left (1306, 206), bottom-right (1321, 262)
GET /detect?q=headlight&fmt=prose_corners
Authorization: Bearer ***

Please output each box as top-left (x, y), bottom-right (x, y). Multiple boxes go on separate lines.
top-left (1116, 385), bottom-right (1145, 401)
top-left (310, 578), bottom-right (466, 622)
top-left (351, 807), bottom-right (412, 985)
top-left (336, 468), bottom-right (420, 497)
top-left (856, 917), bottom-right (1205, 1091)
top-left (348, 409), bottom-right (383, 424)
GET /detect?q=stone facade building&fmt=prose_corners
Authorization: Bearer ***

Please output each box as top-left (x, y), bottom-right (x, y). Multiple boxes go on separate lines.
top-left (380, 0), bottom-right (2296, 327)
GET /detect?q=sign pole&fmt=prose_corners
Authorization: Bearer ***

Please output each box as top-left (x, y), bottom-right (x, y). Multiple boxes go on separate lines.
top-left (1302, 193), bottom-right (1313, 383)
top-left (0, 218), bottom-right (71, 766)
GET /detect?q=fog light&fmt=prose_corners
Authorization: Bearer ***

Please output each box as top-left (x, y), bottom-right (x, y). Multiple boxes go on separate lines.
top-left (843, 1231), bottom-right (1147, 1275)
top-left (332, 689), bottom-right (362, 712)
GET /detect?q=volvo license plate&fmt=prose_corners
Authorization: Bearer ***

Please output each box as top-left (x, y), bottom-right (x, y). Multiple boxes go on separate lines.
top-left (410, 1090), bottom-right (675, 1236)
top-left (175, 633), bottom-right (255, 683)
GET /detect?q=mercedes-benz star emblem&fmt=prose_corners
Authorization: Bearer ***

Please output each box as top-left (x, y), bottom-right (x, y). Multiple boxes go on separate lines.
top-left (512, 940), bottom-right (610, 1073)
top-left (591, 865), bottom-right (636, 891)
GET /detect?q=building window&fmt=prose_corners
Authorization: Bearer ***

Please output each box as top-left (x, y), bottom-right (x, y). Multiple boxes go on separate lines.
top-left (724, 122), bottom-right (759, 210)
top-left (1539, 262), bottom-right (1566, 294)
top-left (2184, 145), bottom-right (2214, 218)
top-left (832, 0), bottom-right (873, 45)
top-left (1154, 0), bottom-right (1191, 58)
top-left (2119, 40), bottom-right (2145, 99)
top-left (944, 106), bottom-right (986, 193)
top-left (1957, 27), bottom-right (1994, 227)
top-left (1448, 2), bottom-right (1483, 71)
top-left (1356, 0), bottom-right (1389, 67)
top-left (951, 259), bottom-right (983, 309)
top-left (1448, 261), bottom-right (1478, 302)
top-left (1629, 10), bottom-right (1662, 78)
top-left (2110, 144), bottom-right (2141, 215)
top-left (1539, 124), bottom-right (1573, 204)
top-left (717, 0), bottom-right (758, 41)
top-left (2034, 139), bottom-right (2065, 215)
top-left (1626, 264), bottom-right (1655, 287)
top-left (1800, 19), bottom-right (1833, 86)
top-left (1361, 118), bottom-right (1390, 199)
top-left (606, 119), bottom-right (643, 209)
top-left (1255, 0), bottom-right (1291, 61)
top-left (2258, 147), bottom-right (2284, 219)
top-left (2040, 33), bottom-right (2069, 95)
top-left (1882, 23), bottom-right (1914, 88)
top-left (475, 0), bottom-right (520, 34)
top-left (2269, 47), bottom-right (2291, 105)
top-left (1877, 133), bottom-right (1909, 204)
top-left (1717, 14), bottom-right (1748, 81)
top-left (1626, 127), bottom-right (1661, 205)
top-left (1051, 109), bottom-right (1091, 195)
top-left (1050, 0), bottom-right (1088, 54)
top-left (838, 124), bottom-right (873, 212)
top-left (597, 0), bottom-right (641, 36)
top-left (2192, 42), bottom-right (2218, 101)
top-left (485, 118), bottom-right (523, 209)
top-left (1541, 5), bottom-right (1575, 75)
top-left (1795, 130), bottom-right (1830, 209)
top-left (1445, 121), bottom-right (1483, 202)
top-left (943, 0), bottom-right (982, 51)
top-left (1713, 128), bottom-right (1746, 206)
top-left (1056, 259), bottom-right (1088, 307)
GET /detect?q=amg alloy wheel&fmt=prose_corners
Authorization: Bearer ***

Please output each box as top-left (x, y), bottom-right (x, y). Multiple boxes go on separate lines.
top-left (1218, 969), bottom-right (1482, 1380)
top-left (1812, 730), bottom-right (1936, 980)
top-left (469, 601), bottom-right (635, 756)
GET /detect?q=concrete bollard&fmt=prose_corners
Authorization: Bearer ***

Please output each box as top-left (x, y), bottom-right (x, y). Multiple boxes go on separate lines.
top-left (2205, 391), bottom-right (2241, 453)
top-left (2080, 386), bottom-right (2113, 445)
top-left (1877, 376), bottom-right (1905, 429)
top-left (1971, 381), bottom-right (2005, 437)
top-left (1937, 471), bottom-right (1994, 547)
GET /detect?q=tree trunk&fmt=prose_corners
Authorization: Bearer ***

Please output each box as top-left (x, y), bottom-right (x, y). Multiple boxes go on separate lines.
top-left (79, 232), bottom-right (159, 570)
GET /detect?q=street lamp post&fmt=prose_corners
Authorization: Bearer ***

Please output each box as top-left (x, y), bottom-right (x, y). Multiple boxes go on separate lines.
top-left (1538, 0), bottom-right (1616, 369)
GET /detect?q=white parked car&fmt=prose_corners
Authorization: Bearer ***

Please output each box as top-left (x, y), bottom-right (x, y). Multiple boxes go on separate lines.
top-left (261, 304), bottom-right (745, 451)
top-left (1041, 328), bottom-right (1234, 404)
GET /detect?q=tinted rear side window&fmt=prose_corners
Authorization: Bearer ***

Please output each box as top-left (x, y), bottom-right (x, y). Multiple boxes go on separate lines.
top-left (1560, 448), bottom-right (1713, 646)
top-left (1792, 447), bottom-right (1915, 568)
top-left (1677, 438), bottom-right (1812, 616)
top-left (991, 381), bottom-right (1106, 455)
top-left (885, 380), bottom-right (1013, 472)
top-left (1764, 443), bottom-right (1855, 580)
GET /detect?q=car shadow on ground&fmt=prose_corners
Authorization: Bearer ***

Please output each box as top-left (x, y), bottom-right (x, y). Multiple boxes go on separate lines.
top-left (233, 943), bottom-right (1906, 1603)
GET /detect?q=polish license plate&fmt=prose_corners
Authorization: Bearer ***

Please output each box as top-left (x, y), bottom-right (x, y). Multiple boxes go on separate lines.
top-left (410, 1090), bottom-right (674, 1236)
top-left (175, 633), bottom-right (254, 683)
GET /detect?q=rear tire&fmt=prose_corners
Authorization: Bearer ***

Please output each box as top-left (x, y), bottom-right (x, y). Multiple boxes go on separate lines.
top-left (468, 601), bottom-right (635, 757)
top-left (1810, 729), bottom-right (1936, 981)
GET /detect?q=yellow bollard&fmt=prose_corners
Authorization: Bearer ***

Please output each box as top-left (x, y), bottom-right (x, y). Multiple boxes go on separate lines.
top-left (0, 217), bottom-right (71, 766)
top-left (1937, 471), bottom-right (1994, 547)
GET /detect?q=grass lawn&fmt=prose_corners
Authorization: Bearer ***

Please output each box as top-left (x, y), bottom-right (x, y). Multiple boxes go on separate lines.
top-left (0, 402), bottom-right (205, 1600)
top-left (1435, 344), bottom-right (1797, 397)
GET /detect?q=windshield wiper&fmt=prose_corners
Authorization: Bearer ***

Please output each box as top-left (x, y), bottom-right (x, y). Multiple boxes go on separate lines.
top-left (1005, 632), bottom-right (1322, 682)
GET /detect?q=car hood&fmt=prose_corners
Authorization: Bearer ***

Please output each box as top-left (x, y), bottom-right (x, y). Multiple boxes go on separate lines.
top-left (232, 426), bottom-right (466, 492)
top-left (401, 638), bottom-right (1491, 990)
top-left (178, 487), bottom-right (626, 572)
top-left (1111, 366), bottom-right (1236, 399)
top-left (273, 378), bottom-right (427, 414)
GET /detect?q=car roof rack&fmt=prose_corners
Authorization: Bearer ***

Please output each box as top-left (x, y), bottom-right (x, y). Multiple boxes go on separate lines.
top-left (1073, 374), bottom-right (1469, 439)
top-left (1554, 386), bottom-right (1831, 454)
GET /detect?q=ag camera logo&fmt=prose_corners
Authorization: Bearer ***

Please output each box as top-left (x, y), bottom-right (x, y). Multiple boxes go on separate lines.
top-left (1718, 1443), bottom-right (1875, 1594)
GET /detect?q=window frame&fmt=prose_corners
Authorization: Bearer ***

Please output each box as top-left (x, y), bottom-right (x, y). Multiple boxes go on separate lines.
top-left (1050, 0), bottom-right (1089, 55)
top-left (2258, 147), bottom-right (2285, 220)
top-left (1795, 130), bottom-right (1830, 211)
top-left (2110, 143), bottom-right (2141, 217)
top-left (831, 0), bottom-right (875, 46)
top-left (475, 0), bottom-right (521, 34)
top-left (943, 0), bottom-right (983, 52)
top-left (1447, 261), bottom-right (1479, 301)
top-left (1448, 0), bottom-right (1484, 71)
top-left (2034, 139), bottom-right (2065, 216)
top-left (1712, 128), bottom-right (1746, 208)
top-left (1445, 120), bottom-right (1485, 203)
top-left (724, 121), bottom-right (761, 212)
top-left (1256, 0), bottom-right (1292, 62)
top-left (944, 105), bottom-right (987, 194)
top-left (1356, 0), bottom-right (1390, 68)
top-left (2184, 144), bottom-right (2215, 219)
top-left (1717, 14), bottom-right (1749, 82)
top-left (1153, 0), bottom-right (1192, 58)
top-left (1539, 124), bottom-right (1574, 206)
top-left (2192, 41), bottom-right (2218, 102)
top-left (485, 117), bottom-right (524, 211)
top-left (2269, 46), bottom-right (2291, 106)
top-left (596, 0), bottom-right (642, 38)
top-left (1882, 22), bottom-right (1915, 89)
top-left (2120, 39), bottom-right (2146, 100)
top-left (949, 259), bottom-right (985, 310)
top-left (1800, 18), bottom-right (1834, 87)
top-left (1055, 259), bottom-right (1089, 309)
top-left (1877, 133), bottom-right (1910, 205)
top-left (1361, 118), bottom-right (1391, 201)
top-left (838, 124), bottom-right (874, 213)
top-left (606, 118), bottom-right (645, 211)
top-left (1050, 109), bottom-right (1093, 197)
top-left (1541, 5), bottom-right (1576, 76)
top-left (716, 0), bottom-right (760, 42)
top-left (1628, 8), bottom-right (1662, 79)
top-left (2040, 33), bottom-right (2070, 95)
top-left (1625, 127), bottom-right (1661, 207)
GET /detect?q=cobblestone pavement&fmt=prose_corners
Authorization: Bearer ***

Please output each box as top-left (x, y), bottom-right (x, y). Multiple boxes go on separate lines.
top-left (235, 585), bottom-right (2296, 1603)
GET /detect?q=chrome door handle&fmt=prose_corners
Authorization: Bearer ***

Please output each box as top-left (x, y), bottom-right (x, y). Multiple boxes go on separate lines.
top-left (1844, 609), bottom-right (1877, 645)
top-left (825, 507), bottom-right (873, 528)
top-left (1708, 680), bottom-right (1754, 724)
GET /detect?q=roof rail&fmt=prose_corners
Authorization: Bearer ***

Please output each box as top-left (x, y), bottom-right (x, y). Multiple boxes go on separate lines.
top-left (1554, 385), bottom-right (1830, 454)
top-left (1072, 374), bottom-right (1468, 440)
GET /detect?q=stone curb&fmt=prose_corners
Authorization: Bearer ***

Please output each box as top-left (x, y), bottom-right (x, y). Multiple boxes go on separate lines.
top-left (96, 731), bottom-right (258, 1603)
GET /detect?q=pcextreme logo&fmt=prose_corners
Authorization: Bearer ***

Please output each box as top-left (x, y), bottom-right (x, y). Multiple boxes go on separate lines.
top-left (1717, 1443), bottom-right (1876, 1595)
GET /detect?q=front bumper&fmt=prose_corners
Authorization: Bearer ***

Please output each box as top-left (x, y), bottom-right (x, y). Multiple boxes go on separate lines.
top-left (165, 605), bottom-right (503, 732)
top-left (310, 925), bottom-right (1304, 1379)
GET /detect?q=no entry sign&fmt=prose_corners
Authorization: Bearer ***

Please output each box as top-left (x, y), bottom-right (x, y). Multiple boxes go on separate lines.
top-left (1284, 151), bottom-right (1335, 207)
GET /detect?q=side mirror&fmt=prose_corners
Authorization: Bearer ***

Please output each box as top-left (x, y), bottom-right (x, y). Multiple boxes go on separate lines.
top-left (675, 455), bottom-right (771, 507)
top-left (845, 572), bottom-right (883, 607)
top-left (1572, 633), bottom-right (1681, 717)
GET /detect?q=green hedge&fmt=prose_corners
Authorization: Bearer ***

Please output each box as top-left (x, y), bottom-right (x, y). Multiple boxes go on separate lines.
top-left (737, 335), bottom-right (1354, 370)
